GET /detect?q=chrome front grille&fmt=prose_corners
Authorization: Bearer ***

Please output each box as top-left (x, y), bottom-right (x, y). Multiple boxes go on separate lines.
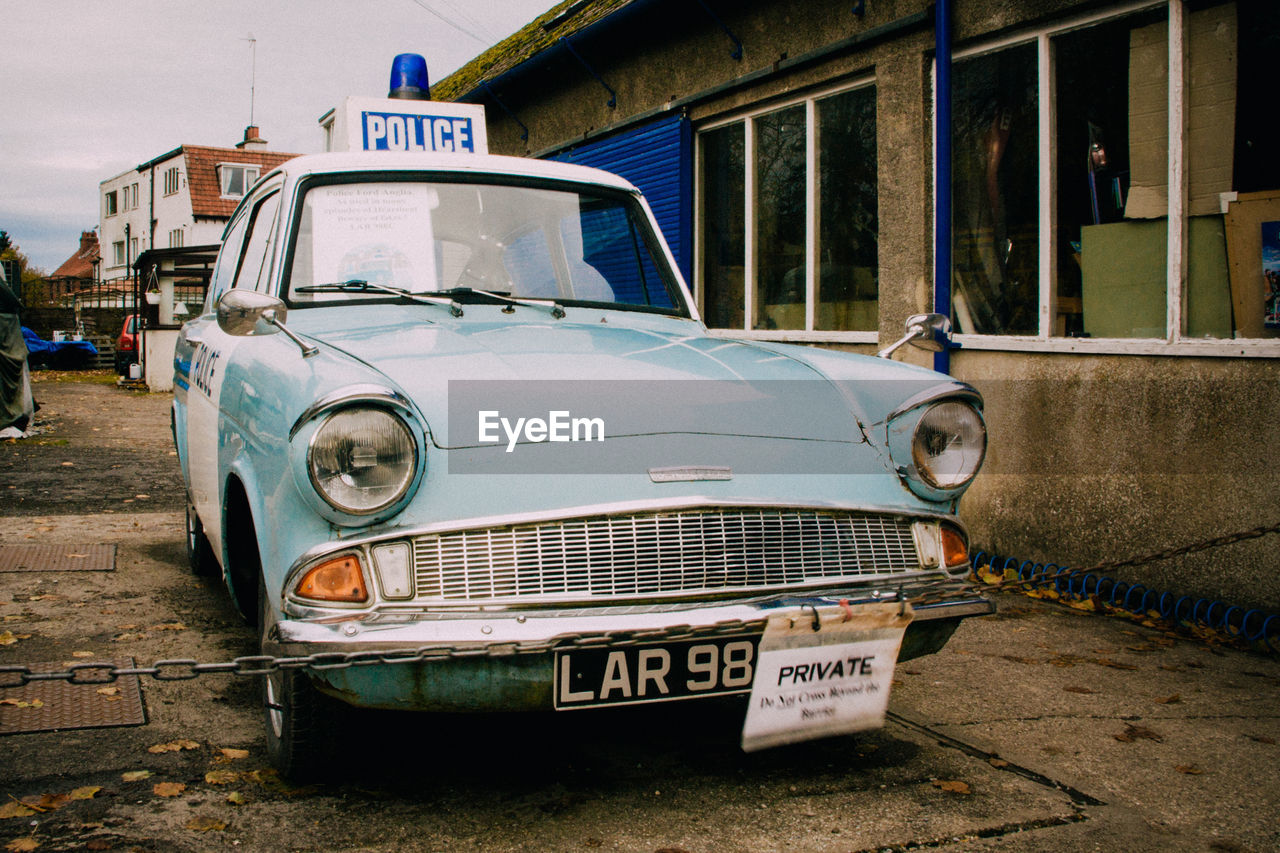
top-left (411, 508), bottom-right (920, 602)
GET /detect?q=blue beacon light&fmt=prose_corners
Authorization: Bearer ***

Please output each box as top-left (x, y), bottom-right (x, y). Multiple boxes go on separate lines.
top-left (388, 53), bottom-right (431, 101)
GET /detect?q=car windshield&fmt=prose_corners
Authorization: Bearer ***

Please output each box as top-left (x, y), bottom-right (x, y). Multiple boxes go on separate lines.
top-left (285, 178), bottom-right (685, 314)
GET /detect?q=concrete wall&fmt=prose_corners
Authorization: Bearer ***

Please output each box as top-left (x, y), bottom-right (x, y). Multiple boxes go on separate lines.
top-left (456, 0), bottom-right (1280, 610)
top-left (142, 329), bottom-right (179, 392)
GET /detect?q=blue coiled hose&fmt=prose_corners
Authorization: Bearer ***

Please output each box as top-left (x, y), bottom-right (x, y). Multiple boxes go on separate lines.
top-left (969, 551), bottom-right (1280, 652)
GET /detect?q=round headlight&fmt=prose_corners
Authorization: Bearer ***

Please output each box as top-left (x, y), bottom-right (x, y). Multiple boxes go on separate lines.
top-left (911, 400), bottom-right (986, 490)
top-left (308, 408), bottom-right (417, 515)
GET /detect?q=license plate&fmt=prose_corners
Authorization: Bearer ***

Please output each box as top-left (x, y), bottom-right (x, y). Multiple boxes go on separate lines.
top-left (554, 635), bottom-right (759, 710)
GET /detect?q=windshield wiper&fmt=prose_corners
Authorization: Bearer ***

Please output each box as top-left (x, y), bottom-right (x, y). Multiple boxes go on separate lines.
top-left (297, 280), bottom-right (464, 317)
top-left (428, 287), bottom-right (566, 319)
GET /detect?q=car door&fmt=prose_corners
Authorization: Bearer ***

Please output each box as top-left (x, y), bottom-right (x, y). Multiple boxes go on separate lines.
top-left (175, 184), bottom-right (283, 561)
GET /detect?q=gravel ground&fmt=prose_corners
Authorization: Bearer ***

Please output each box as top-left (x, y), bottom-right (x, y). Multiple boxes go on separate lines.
top-left (1, 371), bottom-right (184, 516)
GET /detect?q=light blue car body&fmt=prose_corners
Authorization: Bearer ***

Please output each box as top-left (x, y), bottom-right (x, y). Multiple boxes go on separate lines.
top-left (172, 152), bottom-right (989, 715)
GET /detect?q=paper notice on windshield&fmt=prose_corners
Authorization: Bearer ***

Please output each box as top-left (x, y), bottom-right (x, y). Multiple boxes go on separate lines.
top-left (308, 183), bottom-right (439, 293)
top-left (741, 602), bottom-right (912, 752)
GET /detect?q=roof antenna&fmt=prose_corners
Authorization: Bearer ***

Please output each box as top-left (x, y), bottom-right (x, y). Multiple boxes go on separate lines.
top-left (240, 34), bottom-right (257, 125)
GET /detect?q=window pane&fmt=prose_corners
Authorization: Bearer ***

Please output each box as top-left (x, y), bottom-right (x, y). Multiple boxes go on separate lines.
top-left (817, 86), bottom-right (877, 332)
top-left (700, 124), bottom-right (745, 329)
top-left (575, 202), bottom-right (674, 308)
top-left (1058, 7), bottom-right (1167, 338)
top-left (234, 193), bottom-right (281, 291)
top-left (952, 43), bottom-right (1039, 335)
top-left (1185, 2), bottom-right (1240, 339)
top-left (754, 104), bottom-right (806, 331)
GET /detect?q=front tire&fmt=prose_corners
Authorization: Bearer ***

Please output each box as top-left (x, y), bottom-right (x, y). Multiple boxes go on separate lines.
top-left (258, 575), bottom-right (344, 781)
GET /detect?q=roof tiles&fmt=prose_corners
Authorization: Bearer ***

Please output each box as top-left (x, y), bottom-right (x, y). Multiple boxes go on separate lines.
top-left (180, 146), bottom-right (299, 219)
top-left (432, 0), bottom-right (633, 102)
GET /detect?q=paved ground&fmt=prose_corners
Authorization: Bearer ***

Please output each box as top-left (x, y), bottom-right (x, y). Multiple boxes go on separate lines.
top-left (1, 373), bottom-right (1278, 852)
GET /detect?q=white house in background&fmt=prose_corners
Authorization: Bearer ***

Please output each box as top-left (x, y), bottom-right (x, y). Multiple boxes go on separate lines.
top-left (97, 126), bottom-right (299, 283)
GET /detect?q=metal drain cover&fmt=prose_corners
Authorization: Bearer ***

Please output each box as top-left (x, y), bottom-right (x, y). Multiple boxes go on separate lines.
top-left (0, 659), bottom-right (146, 735)
top-left (0, 544), bottom-right (116, 573)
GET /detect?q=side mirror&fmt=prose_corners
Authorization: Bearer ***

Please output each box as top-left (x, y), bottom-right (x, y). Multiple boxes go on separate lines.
top-left (877, 313), bottom-right (952, 359)
top-left (217, 289), bottom-right (286, 336)
top-left (216, 290), bottom-right (318, 357)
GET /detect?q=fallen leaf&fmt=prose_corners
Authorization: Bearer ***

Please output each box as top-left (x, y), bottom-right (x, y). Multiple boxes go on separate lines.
top-left (932, 780), bottom-right (971, 795)
top-left (152, 782), bottom-right (186, 798)
top-left (72, 651), bottom-right (95, 658)
top-left (226, 791), bottom-right (247, 805)
top-left (0, 801), bottom-right (35, 819)
top-left (0, 698), bottom-right (44, 709)
top-left (185, 816), bottom-right (226, 832)
top-left (1093, 658), bottom-right (1139, 671)
top-left (0, 631), bottom-right (32, 645)
top-left (1063, 685), bottom-right (1098, 695)
top-left (69, 787), bottom-right (100, 800)
top-left (20, 794), bottom-right (69, 812)
top-left (1001, 655), bottom-right (1040, 665)
top-left (204, 770), bottom-right (239, 785)
top-left (1175, 765), bottom-right (1204, 775)
top-left (1155, 694), bottom-right (1181, 705)
top-left (149, 622), bottom-right (186, 632)
top-left (987, 758), bottom-right (1010, 768)
top-left (147, 739), bottom-right (200, 754)
top-left (6, 838), bottom-right (39, 852)
top-left (218, 748), bottom-right (250, 761)
top-left (121, 770), bottom-right (153, 783)
top-left (1114, 723), bottom-right (1164, 743)
top-left (975, 564), bottom-right (1005, 586)
top-left (96, 687), bottom-right (121, 699)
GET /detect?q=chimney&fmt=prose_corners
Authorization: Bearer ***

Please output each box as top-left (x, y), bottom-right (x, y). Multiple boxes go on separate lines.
top-left (236, 125), bottom-right (269, 150)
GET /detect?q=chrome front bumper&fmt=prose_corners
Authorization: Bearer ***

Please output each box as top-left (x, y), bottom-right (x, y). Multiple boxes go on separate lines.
top-left (267, 580), bottom-right (992, 711)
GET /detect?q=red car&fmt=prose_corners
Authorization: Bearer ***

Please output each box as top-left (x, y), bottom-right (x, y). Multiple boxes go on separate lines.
top-left (114, 314), bottom-right (138, 374)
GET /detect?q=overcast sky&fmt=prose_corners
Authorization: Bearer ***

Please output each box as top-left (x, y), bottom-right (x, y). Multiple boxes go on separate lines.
top-left (1, 0), bottom-right (558, 273)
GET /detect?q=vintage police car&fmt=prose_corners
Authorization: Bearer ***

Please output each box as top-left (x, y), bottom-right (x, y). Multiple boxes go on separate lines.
top-left (173, 150), bottom-right (990, 777)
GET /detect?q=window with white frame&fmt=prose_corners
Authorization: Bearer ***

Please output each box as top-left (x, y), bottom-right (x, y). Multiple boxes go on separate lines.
top-left (112, 241), bottom-right (124, 266)
top-left (218, 164), bottom-right (260, 198)
top-left (164, 167), bottom-right (181, 196)
top-left (698, 82), bottom-right (878, 335)
top-left (104, 191), bottom-right (118, 217)
top-left (169, 229), bottom-right (184, 248)
top-left (948, 0), bottom-right (1279, 349)
top-left (129, 237), bottom-right (138, 262)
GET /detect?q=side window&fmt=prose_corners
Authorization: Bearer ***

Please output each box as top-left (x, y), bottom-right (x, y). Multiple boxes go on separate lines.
top-left (206, 210), bottom-right (253, 311)
top-left (233, 191), bottom-right (282, 293)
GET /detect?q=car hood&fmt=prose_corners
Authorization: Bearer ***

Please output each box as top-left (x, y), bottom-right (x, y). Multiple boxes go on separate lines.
top-left (297, 309), bottom-right (874, 448)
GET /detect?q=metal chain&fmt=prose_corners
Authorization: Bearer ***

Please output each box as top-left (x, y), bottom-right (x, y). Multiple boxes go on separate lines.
top-left (1075, 522), bottom-right (1280, 574)
top-left (968, 522), bottom-right (1280, 598)
top-left (0, 618), bottom-right (768, 689)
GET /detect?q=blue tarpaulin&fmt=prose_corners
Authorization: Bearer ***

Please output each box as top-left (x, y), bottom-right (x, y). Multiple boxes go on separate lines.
top-left (22, 327), bottom-right (98, 368)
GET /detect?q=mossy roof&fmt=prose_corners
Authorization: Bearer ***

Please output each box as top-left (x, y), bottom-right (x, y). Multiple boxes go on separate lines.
top-left (431, 0), bottom-right (635, 102)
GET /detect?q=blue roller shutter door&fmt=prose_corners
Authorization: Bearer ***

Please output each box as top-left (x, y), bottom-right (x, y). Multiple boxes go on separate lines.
top-left (548, 114), bottom-right (693, 284)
